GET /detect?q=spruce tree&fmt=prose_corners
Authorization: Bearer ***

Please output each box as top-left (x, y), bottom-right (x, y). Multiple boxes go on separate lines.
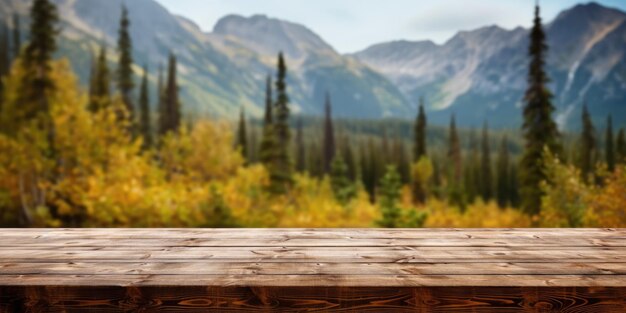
top-left (271, 52), bottom-right (293, 191)
top-left (330, 154), bottom-right (355, 205)
top-left (414, 98), bottom-right (427, 160)
top-left (480, 121), bottom-right (493, 201)
top-left (580, 104), bottom-right (595, 182)
top-left (376, 165), bottom-right (402, 228)
top-left (606, 115), bottom-right (615, 172)
top-left (519, 4), bottom-right (561, 216)
top-left (236, 107), bottom-right (248, 161)
top-left (323, 92), bottom-right (335, 173)
top-left (295, 117), bottom-right (306, 172)
top-left (117, 5), bottom-right (135, 121)
top-left (160, 54), bottom-right (180, 134)
top-left (89, 45), bottom-right (110, 112)
top-left (464, 129), bottom-right (479, 203)
top-left (496, 136), bottom-right (510, 208)
top-left (617, 128), bottom-right (626, 164)
top-left (248, 126), bottom-right (259, 164)
top-left (12, 14), bottom-right (21, 60)
top-left (342, 139), bottom-right (357, 181)
top-left (448, 115), bottom-right (462, 185)
top-left (448, 115), bottom-right (465, 210)
top-left (138, 65), bottom-right (152, 149)
top-left (21, 0), bottom-right (59, 121)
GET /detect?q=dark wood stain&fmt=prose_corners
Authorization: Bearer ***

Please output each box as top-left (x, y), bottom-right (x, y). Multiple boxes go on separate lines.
top-left (1, 228), bottom-right (625, 312)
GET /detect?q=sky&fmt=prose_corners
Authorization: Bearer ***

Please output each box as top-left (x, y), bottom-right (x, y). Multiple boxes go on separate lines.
top-left (154, 0), bottom-right (626, 53)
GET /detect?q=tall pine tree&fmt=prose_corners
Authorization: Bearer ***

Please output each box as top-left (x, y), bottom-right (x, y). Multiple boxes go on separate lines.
top-left (580, 104), bottom-right (595, 182)
top-left (519, 4), bottom-right (561, 216)
top-left (21, 0), bottom-right (58, 122)
top-left (606, 115), bottom-right (615, 172)
top-left (480, 121), bottom-right (493, 202)
top-left (236, 107), bottom-right (248, 161)
top-left (271, 52), bottom-right (293, 191)
top-left (448, 115), bottom-right (465, 210)
top-left (496, 135), bottom-right (510, 208)
top-left (323, 92), bottom-right (335, 174)
top-left (159, 54), bottom-right (180, 135)
top-left (117, 5), bottom-right (135, 122)
top-left (138, 65), bottom-right (152, 149)
top-left (88, 45), bottom-right (110, 112)
top-left (414, 98), bottom-right (427, 161)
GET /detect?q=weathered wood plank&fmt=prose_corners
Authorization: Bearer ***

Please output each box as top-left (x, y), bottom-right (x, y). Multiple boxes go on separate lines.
top-left (1, 274), bottom-right (626, 287)
top-left (1, 247), bottom-right (625, 264)
top-left (2, 262), bottom-right (626, 275)
top-left (2, 237), bottom-right (625, 247)
top-left (3, 228), bottom-right (625, 239)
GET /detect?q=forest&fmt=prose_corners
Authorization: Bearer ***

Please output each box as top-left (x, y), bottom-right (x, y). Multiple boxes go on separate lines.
top-left (0, 0), bottom-right (625, 228)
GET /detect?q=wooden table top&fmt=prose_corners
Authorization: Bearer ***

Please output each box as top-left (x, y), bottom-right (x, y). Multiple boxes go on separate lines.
top-left (1, 228), bottom-right (625, 287)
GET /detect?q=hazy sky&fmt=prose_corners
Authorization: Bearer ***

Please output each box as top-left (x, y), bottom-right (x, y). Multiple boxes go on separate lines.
top-left (154, 0), bottom-right (626, 53)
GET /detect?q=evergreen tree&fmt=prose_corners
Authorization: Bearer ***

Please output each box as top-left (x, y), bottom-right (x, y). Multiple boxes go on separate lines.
top-left (322, 92), bottom-right (335, 173)
top-left (464, 129), bottom-right (479, 203)
top-left (519, 4), bottom-right (561, 216)
top-left (330, 154), bottom-right (355, 205)
top-left (160, 54), bottom-right (180, 135)
top-left (448, 115), bottom-right (465, 210)
top-left (236, 107), bottom-right (248, 161)
top-left (414, 98), bottom-right (427, 160)
top-left (89, 45), bottom-right (110, 112)
top-left (271, 52), bottom-right (293, 191)
top-left (448, 115), bottom-right (462, 184)
top-left (117, 5), bottom-right (134, 121)
top-left (138, 65), bottom-right (152, 149)
top-left (295, 117), bottom-right (306, 172)
top-left (480, 121), bottom-right (493, 201)
top-left (21, 0), bottom-right (59, 121)
top-left (580, 104), bottom-right (595, 182)
top-left (12, 14), bottom-right (21, 60)
top-left (248, 125), bottom-right (259, 164)
top-left (617, 128), bottom-right (626, 164)
top-left (496, 136), bottom-right (510, 208)
top-left (606, 115), bottom-right (615, 172)
top-left (342, 139), bottom-right (357, 181)
top-left (376, 165), bottom-right (402, 228)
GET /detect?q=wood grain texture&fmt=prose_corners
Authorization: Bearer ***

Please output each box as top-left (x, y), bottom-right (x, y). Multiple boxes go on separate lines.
top-left (0, 228), bottom-right (625, 311)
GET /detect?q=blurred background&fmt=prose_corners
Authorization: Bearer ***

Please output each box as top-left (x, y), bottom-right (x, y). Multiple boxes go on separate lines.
top-left (0, 0), bottom-right (624, 228)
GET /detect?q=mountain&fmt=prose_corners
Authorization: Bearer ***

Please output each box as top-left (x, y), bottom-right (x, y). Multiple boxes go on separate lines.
top-left (0, 0), bottom-right (412, 119)
top-left (210, 14), bottom-right (411, 117)
top-left (354, 2), bottom-right (626, 129)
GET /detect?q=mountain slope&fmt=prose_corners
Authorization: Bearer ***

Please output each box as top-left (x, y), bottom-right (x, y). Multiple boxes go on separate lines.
top-left (354, 2), bottom-right (626, 129)
top-left (0, 0), bottom-right (412, 119)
